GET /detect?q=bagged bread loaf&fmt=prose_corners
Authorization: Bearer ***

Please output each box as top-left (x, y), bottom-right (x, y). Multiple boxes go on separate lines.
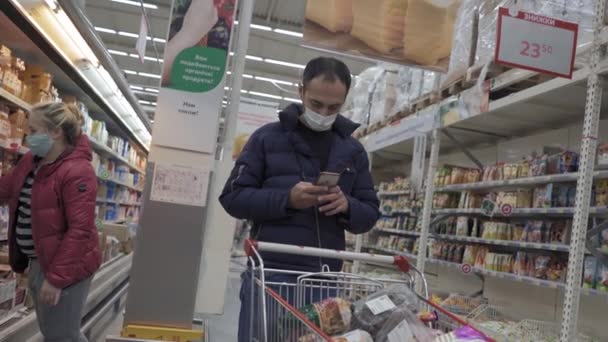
top-left (403, 0), bottom-right (462, 65)
top-left (306, 0), bottom-right (354, 33)
top-left (351, 0), bottom-right (407, 54)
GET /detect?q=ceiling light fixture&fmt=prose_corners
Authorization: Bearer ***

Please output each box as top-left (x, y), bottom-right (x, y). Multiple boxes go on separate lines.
top-left (273, 29), bottom-right (303, 37)
top-left (108, 49), bottom-right (128, 56)
top-left (255, 76), bottom-right (295, 86)
top-left (243, 74), bottom-right (254, 79)
top-left (124, 69), bottom-right (137, 75)
top-left (118, 31), bottom-right (139, 38)
top-left (284, 97), bottom-right (303, 103)
top-left (249, 91), bottom-right (283, 100)
top-left (245, 55), bottom-right (263, 61)
top-left (139, 72), bottom-right (161, 79)
top-left (265, 59), bottom-right (305, 69)
top-left (94, 27), bottom-right (117, 34)
top-left (130, 85), bottom-right (143, 90)
top-left (145, 88), bottom-right (159, 93)
top-left (139, 100), bottom-right (152, 105)
top-left (251, 24), bottom-right (272, 31)
top-left (110, 0), bottom-right (158, 9)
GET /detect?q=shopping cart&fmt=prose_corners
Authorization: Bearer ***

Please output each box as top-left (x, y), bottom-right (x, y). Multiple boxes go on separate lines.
top-left (245, 240), bottom-right (495, 342)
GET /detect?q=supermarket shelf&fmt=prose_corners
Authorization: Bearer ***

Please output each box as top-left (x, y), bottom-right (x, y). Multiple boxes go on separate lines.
top-left (362, 245), bottom-right (607, 298)
top-left (0, 253), bottom-right (132, 342)
top-left (96, 198), bottom-right (141, 207)
top-left (432, 207), bottom-right (608, 217)
top-left (378, 190), bottom-right (410, 197)
top-left (88, 137), bottom-right (145, 174)
top-left (381, 209), bottom-right (412, 216)
top-left (0, 87), bottom-right (32, 111)
top-left (435, 170), bottom-right (608, 192)
top-left (430, 234), bottom-right (570, 252)
top-left (97, 175), bottom-right (143, 192)
top-left (375, 228), bottom-right (421, 237)
top-left (0, 140), bottom-right (28, 155)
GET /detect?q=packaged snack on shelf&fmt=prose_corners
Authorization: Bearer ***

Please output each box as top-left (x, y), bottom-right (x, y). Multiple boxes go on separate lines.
top-left (533, 256), bottom-right (551, 280)
top-left (533, 184), bottom-right (553, 208)
top-left (548, 221), bottom-right (569, 245)
top-left (352, 284), bottom-right (418, 335)
top-left (529, 154), bottom-right (548, 177)
top-left (598, 142), bottom-right (608, 167)
top-left (455, 217), bottom-right (469, 236)
top-left (601, 228), bottom-right (608, 254)
top-left (513, 252), bottom-right (528, 277)
top-left (546, 260), bottom-right (566, 282)
top-left (598, 264), bottom-right (608, 292)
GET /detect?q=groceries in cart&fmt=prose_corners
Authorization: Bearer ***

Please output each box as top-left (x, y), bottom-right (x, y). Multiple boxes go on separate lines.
top-left (285, 284), bottom-right (494, 341)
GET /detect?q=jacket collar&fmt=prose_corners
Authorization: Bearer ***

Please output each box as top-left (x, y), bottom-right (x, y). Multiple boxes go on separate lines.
top-left (34, 135), bottom-right (93, 178)
top-left (279, 103), bottom-right (360, 138)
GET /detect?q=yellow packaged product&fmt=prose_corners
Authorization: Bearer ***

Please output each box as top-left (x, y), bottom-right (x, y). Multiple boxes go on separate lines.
top-left (351, 0), bottom-right (406, 54)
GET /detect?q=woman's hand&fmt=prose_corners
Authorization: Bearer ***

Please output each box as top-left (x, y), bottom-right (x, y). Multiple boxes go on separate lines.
top-left (40, 279), bottom-right (61, 306)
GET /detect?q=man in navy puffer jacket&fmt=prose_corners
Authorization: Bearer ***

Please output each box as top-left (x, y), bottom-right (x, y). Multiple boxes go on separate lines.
top-left (220, 57), bottom-right (380, 341)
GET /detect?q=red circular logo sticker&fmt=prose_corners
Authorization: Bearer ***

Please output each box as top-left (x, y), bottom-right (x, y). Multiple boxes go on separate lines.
top-left (461, 263), bottom-right (473, 274)
top-left (500, 203), bottom-right (513, 216)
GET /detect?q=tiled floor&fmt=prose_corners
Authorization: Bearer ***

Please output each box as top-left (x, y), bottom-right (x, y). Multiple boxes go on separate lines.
top-left (101, 258), bottom-right (245, 342)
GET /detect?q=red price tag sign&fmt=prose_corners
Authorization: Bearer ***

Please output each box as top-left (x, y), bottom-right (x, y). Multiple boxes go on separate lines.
top-left (495, 8), bottom-right (578, 78)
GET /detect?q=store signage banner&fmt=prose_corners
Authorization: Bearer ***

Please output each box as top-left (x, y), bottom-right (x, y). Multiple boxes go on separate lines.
top-left (232, 97), bottom-right (279, 159)
top-left (364, 105), bottom-right (438, 152)
top-left (302, 0), bottom-right (461, 71)
top-left (152, 0), bottom-right (236, 153)
top-left (495, 8), bottom-right (578, 78)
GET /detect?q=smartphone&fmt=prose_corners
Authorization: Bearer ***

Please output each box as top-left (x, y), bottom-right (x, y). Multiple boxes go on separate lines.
top-left (315, 172), bottom-right (341, 187)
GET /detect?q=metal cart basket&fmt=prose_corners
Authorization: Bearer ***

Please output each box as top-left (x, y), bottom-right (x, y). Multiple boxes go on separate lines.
top-left (245, 240), bottom-right (495, 342)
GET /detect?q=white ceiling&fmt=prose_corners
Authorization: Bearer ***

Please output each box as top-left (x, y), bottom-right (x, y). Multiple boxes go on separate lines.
top-left (83, 0), bottom-right (373, 121)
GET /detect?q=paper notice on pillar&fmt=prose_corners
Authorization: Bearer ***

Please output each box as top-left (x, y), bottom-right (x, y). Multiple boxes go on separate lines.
top-left (232, 97), bottom-right (279, 159)
top-left (150, 164), bottom-right (210, 207)
top-left (152, 0), bottom-right (236, 153)
top-left (302, 0), bottom-right (460, 71)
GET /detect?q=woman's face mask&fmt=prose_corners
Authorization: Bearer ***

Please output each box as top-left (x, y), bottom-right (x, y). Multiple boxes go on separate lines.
top-left (25, 133), bottom-right (54, 157)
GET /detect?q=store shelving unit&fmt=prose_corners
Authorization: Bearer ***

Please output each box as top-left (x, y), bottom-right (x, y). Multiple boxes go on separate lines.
top-left (0, 1), bottom-right (148, 340)
top-left (355, 1), bottom-right (608, 340)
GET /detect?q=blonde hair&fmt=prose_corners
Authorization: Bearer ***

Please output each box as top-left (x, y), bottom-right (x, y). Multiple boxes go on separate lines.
top-left (31, 102), bottom-right (83, 145)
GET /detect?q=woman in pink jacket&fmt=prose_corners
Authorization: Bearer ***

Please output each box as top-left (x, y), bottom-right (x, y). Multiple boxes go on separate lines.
top-left (0, 102), bottom-right (101, 341)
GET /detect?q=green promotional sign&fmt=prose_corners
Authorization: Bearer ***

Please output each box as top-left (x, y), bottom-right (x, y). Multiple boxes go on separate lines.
top-left (169, 47), bottom-right (227, 93)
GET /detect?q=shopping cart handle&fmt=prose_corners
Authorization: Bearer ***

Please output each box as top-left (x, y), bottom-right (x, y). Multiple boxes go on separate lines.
top-left (245, 239), bottom-right (411, 273)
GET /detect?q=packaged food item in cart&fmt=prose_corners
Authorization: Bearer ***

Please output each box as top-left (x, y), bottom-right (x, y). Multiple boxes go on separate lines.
top-left (289, 297), bottom-right (352, 336)
top-left (333, 329), bottom-right (373, 342)
top-left (433, 325), bottom-right (490, 341)
top-left (375, 305), bottom-right (441, 342)
top-left (352, 284), bottom-right (419, 335)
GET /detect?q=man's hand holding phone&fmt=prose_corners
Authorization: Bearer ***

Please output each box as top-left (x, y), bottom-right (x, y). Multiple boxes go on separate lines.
top-left (318, 186), bottom-right (349, 216)
top-left (289, 182), bottom-right (328, 209)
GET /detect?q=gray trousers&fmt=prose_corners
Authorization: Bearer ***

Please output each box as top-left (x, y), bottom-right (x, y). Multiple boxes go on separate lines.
top-left (29, 259), bottom-right (92, 342)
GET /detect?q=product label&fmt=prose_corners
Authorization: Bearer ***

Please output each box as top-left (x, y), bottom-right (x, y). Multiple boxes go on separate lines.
top-left (366, 295), bottom-right (396, 315)
top-left (387, 320), bottom-right (414, 342)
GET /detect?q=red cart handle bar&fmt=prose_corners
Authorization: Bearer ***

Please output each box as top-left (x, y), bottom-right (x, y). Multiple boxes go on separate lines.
top-left (245, 239), bottom-right (410, 273)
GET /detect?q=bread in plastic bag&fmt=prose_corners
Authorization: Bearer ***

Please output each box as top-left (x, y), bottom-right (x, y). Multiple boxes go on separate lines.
top-left (334, 329), bottom-right (374, 342)
top-left (351, 284), bottom-right (419, 335)
top-left (375, 305), bottom-right (441, 342)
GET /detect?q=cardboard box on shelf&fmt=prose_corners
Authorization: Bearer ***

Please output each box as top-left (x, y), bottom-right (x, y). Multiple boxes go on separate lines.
top-left (9, 110), bottom-right (27, 130)
top-left (101, 223), bottom-right (133, 255)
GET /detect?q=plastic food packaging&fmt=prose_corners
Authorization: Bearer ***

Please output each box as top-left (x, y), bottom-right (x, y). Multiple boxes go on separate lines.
top-left (351, 0), bottom-right (406, 54)
top-left (533, 256), bottom-right (551, 280)
top-left (287, 298), bottom-right (352, 336)
top-left (305, 0), bottom-right (353, 33)
top-left (403, 0), bottom-right (461, 65)
top-left (352, 284), bottom-right (419, 335)
top-left (598, 264), bottom-right (608, 292)
top-left (375, 305), bottom-right (440, 342)
top-left (333, 329), bottom-right (374, 342)
top-left (445, 0), bottom-right (480, 84)
top-left (434, 325), bottom-right (491, 341)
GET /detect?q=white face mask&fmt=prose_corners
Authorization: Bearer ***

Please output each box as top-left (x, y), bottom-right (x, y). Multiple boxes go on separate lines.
top-left (299, 107), bottom-right (338, 132)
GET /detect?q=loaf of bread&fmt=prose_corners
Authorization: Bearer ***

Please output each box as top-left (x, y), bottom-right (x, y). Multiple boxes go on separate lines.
top-left (306, 0), bottom-right (354, 33)
top-left (403, 0), bottom-right (461, 65)
top-left (351, 0), bottom-right (407, 54)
